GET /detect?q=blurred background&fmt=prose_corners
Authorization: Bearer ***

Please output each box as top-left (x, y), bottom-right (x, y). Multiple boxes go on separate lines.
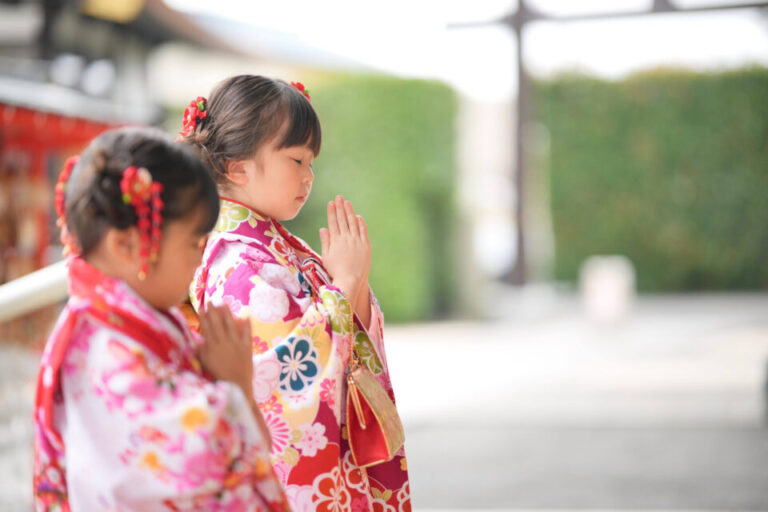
top-left (1, 0), bottom-right (767, 510)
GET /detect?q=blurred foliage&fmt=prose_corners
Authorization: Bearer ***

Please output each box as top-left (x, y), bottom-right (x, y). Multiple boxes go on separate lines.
top-left (535, 67), bottom-right (768, 290)
top-left (282, 74), bottom-right (458, 322)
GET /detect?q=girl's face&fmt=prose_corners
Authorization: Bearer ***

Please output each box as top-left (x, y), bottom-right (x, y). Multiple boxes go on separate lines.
top-left (230, 139), bottom-right (315, 221)
top-left (132, 209), bottom-right (209, 310)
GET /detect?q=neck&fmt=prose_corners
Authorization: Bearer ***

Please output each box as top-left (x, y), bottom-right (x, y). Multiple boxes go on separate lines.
top-left (219, 188), bottom-right (269, 219)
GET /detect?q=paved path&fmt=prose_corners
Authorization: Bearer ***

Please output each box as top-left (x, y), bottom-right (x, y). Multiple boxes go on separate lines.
top-left (2, 293), bottom-right (767, 510)
top-left (385, 293), bottom-right (768, 510)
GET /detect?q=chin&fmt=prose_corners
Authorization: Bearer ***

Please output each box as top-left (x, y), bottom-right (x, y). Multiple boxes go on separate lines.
top-left (279, 209), bottom-right (302, 222)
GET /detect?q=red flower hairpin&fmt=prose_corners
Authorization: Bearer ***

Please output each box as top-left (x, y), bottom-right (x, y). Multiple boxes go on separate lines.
top-left (55, 156), bottom-right (80, 256)
top-left (179, 96), bottom-right (208, 137)
top-left (120, 166), bottom-right (164, 280)
top-left (291, 81), bottom-right (311, 101)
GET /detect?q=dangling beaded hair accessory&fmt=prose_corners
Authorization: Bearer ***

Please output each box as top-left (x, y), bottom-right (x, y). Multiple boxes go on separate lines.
top-left (291, 81), bottom-right (311, 101)
top-left (179, 96), bottom-right (208, 137)
top-left (54, 156), bottom-right (80, 256)
top-left (120, 166), bottom-right (164, 280)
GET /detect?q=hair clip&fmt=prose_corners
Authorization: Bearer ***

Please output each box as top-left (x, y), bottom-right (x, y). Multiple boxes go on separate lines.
top-left (291, 81), bottom-right (311, 101)
top-left (120, 166), bottom-right (164, 280)
top-left (55, 156), bottom-right (80, 256)
top-left (179, 96), bottom-right (208, 137)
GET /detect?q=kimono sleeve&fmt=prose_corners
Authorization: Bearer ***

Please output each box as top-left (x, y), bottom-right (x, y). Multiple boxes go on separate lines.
top-left (204, 239), bottom-right (354, 356)
top-left (58, 324), bottom-right (285, 510)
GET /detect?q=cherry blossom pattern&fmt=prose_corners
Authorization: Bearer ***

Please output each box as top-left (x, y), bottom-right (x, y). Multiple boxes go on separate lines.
top-left (295, 422), bottom-right (328, 457)
top-left (319, 378), bottom-right (336, 408)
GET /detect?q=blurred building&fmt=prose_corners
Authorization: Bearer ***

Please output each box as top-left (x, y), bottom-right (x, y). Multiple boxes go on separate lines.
top-left (0, 0), bottom-right (233, 344)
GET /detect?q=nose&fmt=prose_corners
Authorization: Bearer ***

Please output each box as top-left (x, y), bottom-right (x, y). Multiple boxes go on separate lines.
top-left (304, 165), bottom-right (314, 185)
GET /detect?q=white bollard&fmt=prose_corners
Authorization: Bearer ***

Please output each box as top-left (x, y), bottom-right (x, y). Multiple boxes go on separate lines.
top-left (579, 255), bottom-right (636, 324)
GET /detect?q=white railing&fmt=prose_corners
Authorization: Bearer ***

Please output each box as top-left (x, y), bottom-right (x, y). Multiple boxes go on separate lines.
top-left (0, 261), bottom-right (68, 323)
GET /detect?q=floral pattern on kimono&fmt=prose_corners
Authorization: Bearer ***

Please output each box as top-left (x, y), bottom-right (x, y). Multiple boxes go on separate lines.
top-left (191, 198), bottom-right (411, 512)
top-left (33, 257), bottom-right (289, 511)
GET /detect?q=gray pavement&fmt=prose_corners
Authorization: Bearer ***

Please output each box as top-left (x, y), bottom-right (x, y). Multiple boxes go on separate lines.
top-left (385, 292), bottom-right (768, 510)
top-left (1, 292), bottom-right (767, 510)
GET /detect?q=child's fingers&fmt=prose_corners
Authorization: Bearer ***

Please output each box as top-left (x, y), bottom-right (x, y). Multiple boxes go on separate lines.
top-left (327, 202), bottom-right (340, 236)
top-left (236, 316), bottom-right (252, 348)
top-left (205, 306), bottom-right (228, 345)
top-left (319, 227), bottom-right (330, 257)
top-left (357, 215), bottom-right (368, 241)
top-left (344, 201), bottom-right (359, 237)
top-left (334, 195), bottom-right (350, 233)
top-left (218, 306), bottom-right (240, 346)
top-left (198, 309), bottom-right (215, 345)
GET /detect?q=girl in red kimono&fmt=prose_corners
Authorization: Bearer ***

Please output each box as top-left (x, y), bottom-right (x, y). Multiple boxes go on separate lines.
top-left (182, 76), bottom-right (411, 511)
top-left (34, 127), bottom-right (288, 511)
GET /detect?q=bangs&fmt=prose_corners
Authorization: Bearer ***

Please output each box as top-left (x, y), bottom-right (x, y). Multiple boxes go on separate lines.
top-left (275, 88), bottom-right (322, 155)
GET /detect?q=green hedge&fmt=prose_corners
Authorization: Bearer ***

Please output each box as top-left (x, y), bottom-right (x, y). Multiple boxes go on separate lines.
top-left (283, 75), bottom-right (458, 321)
top-left (535, 67), bottom-right (768, 290)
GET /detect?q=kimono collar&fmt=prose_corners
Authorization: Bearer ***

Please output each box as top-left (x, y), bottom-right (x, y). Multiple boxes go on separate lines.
top-left (67, 257), bottom-right (192, 352)
top-left (217, 197), bottom-right (319, 259)
top-left (216, 197), bottom-right (273, 239)
top-left (211, 197), bottom-right (329, 296)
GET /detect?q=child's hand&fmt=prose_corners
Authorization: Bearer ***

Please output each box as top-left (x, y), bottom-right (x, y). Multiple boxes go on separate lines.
top-left (198, 306), bottom-right (253, 392)
top-left (319, 195), bottom-right (371, 305)
top-left (198, 306), bottom-right (272, 450)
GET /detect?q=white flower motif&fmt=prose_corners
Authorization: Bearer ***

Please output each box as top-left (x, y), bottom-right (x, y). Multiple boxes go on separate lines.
top-left (284, 484), bottom-right (315, 512)
top-left (287, 392), bottom-right (315, 410)
top-left (248, 279), bottom-right (289, 322)
top-left (296, 422), bottom-right (328, 457)
top-left (252, 351), bottom-right (280, 402)
top-left (259, 263), bottom-right (301, 295)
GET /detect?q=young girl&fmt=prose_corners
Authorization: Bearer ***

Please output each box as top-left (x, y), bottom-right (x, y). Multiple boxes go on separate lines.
top-left (34, 127), bottom-right (288, 511)
top-left (183, 75), bottom-right (411, 511)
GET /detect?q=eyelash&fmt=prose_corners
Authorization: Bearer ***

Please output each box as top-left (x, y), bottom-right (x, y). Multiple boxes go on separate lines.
top-left (293, 159), bottom-right (314, 170)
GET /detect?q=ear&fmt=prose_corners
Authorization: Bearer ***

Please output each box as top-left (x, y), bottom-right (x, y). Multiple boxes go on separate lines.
top-left (224, 159), bottom-right (250, 186)
top-left (102, 227), bottom-right (141, 269)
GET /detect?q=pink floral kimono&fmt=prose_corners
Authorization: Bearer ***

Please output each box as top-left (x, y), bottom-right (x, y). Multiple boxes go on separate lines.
top-left (33, 257), bottom-right (288, 511)
top-left (190, 198), bottom-right (411, 512)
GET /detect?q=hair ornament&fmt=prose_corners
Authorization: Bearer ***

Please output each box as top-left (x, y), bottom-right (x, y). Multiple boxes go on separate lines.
top-left (120, 166), bottom-right (164, 280)
top-left (55, 156), bottom-right (80, 256)
top-left (290, 81), bottom-right (311, 101)
top-left (179, 96), bottom-right (208, 137)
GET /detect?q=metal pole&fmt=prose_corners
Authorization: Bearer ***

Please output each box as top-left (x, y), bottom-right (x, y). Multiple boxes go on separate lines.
top-left (509, 3), bottom-right (528, 285)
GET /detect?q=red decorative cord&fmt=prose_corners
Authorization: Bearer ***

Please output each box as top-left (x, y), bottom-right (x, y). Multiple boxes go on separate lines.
top-left (120, 166), bottom-right (164, 280)
top-left (55, 156), bottom-right (80, 256)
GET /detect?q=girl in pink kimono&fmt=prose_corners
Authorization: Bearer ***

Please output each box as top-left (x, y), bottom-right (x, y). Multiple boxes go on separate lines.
top-left (34, 127), bottom-right (289, 511)
top-left (182, 76), bottom-right (411, 511)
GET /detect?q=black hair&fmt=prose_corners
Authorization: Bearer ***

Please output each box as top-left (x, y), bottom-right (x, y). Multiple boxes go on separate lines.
top-left (64, 126), bottom-right (219, 256)
top-left (182, 75), bottom-right (322, 184)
